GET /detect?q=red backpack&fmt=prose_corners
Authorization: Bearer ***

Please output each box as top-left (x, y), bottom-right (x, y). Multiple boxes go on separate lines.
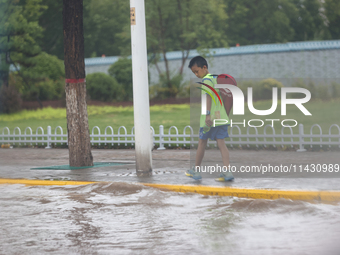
top-left (214, 74), bottom-right (237, 116)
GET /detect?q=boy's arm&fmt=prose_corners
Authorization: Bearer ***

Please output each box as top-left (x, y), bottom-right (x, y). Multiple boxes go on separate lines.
top-left (202, 75), bottom-right (214, 126)
top-left (206, 95), bottom-right (213, 127)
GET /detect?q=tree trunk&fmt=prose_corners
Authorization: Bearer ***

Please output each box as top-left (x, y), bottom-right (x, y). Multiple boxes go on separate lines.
top-left (63, 0), bottom-right (93, 167)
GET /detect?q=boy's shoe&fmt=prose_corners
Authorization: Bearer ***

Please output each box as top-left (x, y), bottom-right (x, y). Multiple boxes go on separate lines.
top-left (215, 172), bottom-right (234, 182)
top-left (185, 167), bottom-right (202, 180)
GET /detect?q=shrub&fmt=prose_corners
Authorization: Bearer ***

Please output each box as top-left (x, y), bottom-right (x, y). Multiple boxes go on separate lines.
top-left (20, 52), bottom-right (65, 81)
top-left (176, 80), bottom-right (191, 98)
top-left (174, 80), bottom-right (201, 99)
top-left (237, 79), bottom-right (259, 101)
top-left (0, 84), bottom-right (22, 113)
top-left (331, 82), bottom-right (340, 98)
top-left (20, 77), bottom-right (65, 101)
top-left (253, 78), bottom-right (284, 100)
top-left (291, 79), bottom-right (314, 99)
top-left (236, 79), bottom-right (284, 101)
top-left (108, 58), bottom-right (133, 101)
top-left (150, 73), bottom-right (183, 99)
top-left (13, 52), bottom-right (65, 101)
top-left (291, 79), bottom-right (335, 100)
top-left (86, 72), bottom-right (121, 101)
top-left (315, 85), bottom-right (331, 100)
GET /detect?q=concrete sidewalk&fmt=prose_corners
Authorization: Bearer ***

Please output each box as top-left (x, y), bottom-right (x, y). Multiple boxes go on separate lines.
top-left (0, 148), bottom-right (339, 191)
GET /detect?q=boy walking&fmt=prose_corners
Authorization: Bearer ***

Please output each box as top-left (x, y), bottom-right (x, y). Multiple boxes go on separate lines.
top-left (185, 56), bottom-right (234, 182)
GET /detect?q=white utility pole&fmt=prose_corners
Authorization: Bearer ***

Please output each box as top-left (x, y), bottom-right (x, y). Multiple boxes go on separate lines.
top-left (130, 0), bottom-right (152, 176)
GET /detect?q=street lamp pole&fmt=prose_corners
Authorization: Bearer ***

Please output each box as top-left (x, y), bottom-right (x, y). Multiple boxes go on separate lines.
top-left (130, 0), bottom-right (152, 176)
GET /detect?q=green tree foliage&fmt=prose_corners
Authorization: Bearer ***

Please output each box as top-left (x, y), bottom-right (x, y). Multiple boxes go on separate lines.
top-left (36, 0), bottom-right (340, 60)
top-left (108, 58), bottom-right (133, 101)
top-left (39, 0), bottom-right (63, 59)
top-left (0, 0), bottom-right (45, 70)
top-left (15, 52), bottom-right (65, 101)
top-left (2, 0), bottom-right (340, 105)
top-left (324, 0), bottom-right (340, 40)
top-left (145, 0), bottom-right (228, 97)
top-left (229, 0), bottom-right (295, 44)
top-left (19, 52), bottom-right (64, 81)
top-left (86, 72), bottom-right (121, 102)
top-left (0, 0), bottom-right (46, 112)
top-left (290, 0), bottom-right (329, 41)
top-left (83, 0), bottom-right (130, 58)
top-left (38, 0), bottom-right (130, 59)
top-left (0, 0), bottom-right (66, 103)
top-left (224, 0), bottom-right (329, 46)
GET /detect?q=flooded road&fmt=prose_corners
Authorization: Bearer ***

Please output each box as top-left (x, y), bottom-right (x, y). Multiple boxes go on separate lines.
top-left (1, 182), bottom-right (340, 255)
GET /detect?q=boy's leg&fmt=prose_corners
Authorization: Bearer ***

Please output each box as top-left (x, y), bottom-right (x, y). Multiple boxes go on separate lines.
top-left (216, 139), bottom-right (234, 181)
top-left (195, 138), bottom-right (208, 167)
top-left (216, 138), bottom-right (229, 166)
top-left (185, 138), bottom-right (207, 180)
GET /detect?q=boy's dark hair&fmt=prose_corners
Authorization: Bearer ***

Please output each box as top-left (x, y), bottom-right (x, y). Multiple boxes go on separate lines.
top-left (188, 56), bottom-right (208, 69)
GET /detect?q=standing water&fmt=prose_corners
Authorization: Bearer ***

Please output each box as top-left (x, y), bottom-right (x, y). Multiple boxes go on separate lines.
top-left (0, 182), bottom-right (340, 255)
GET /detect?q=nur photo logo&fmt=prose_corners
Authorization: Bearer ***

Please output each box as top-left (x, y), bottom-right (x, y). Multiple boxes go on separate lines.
top-left (198, 77), bottom-right (312, 129)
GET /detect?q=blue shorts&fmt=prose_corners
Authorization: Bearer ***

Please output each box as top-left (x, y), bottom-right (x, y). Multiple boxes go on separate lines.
top-left (199, 125), bottom-right (229, 140)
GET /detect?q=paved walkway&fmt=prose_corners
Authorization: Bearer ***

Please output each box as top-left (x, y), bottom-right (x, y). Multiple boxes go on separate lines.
top-left (0, 148), bottom-right (339, 190)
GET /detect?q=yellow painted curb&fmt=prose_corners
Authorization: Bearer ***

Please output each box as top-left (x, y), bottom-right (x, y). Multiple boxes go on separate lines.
top-left (143, 183), bottom-right (340, 203)
top-left (0, 178), bottom-right (340, 202)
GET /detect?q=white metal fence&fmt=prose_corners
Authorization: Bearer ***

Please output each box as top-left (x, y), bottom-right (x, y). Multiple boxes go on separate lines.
top-left (1, 124), bottom-right (340, 151)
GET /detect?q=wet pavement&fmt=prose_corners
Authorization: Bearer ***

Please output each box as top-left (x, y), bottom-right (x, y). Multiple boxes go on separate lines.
top-left (1, 148), bottom-right (340, 254)
top-left (1, 182), bottom-right (339, 255)
top-left (0, 148), bottom-right (339, 190)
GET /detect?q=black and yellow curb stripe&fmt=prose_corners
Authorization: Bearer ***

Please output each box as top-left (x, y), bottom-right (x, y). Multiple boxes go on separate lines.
top-left (1, 178), bottom-right (340, 203)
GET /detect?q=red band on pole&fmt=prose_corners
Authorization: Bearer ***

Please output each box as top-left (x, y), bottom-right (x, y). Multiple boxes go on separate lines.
top-left (65, 78), bottom-right (86, 83)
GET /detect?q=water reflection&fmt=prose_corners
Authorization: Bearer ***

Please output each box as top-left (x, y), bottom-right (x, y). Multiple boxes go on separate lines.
top-left (0, 183), bottom-right (339, 254)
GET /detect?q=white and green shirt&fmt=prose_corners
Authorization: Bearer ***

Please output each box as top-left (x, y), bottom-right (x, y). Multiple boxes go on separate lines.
top-left (200, 74), bottom-right (230, 128)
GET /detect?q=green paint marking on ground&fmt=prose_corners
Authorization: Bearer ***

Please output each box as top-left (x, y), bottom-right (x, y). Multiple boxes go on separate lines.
top-left (30, 162), bottom-right (130, 170)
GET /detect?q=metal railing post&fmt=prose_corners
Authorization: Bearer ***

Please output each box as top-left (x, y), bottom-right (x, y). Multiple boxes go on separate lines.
top-left (45, 126), bottom-right (52, 149)
top-left (297, 124), bottom-right (306, 152)
top-left (157, 125), bottom-right (166, 150)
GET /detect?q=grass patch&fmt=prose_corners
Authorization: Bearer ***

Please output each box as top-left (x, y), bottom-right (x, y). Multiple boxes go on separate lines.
top-left (0, 104), bottom-right (191, 134)
top-left (1, 99), bottom-right (339, 139)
